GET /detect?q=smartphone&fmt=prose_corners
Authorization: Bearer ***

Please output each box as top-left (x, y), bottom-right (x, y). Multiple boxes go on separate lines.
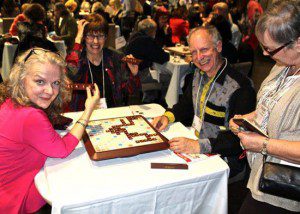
top-left (233, 118), bottom-right (268, 137)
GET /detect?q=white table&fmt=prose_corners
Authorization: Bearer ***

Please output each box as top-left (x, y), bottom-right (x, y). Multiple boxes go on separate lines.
top-left (35, 104), bottom-right (229, 214)
top-left (153, 56), bottom-right (190, 108)
top-left (1, 38), bottom-right (66, 81)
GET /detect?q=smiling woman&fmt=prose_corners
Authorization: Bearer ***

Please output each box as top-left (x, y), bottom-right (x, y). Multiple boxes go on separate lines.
top-left (0, 48), bottom-right (100, 213)
top-left (66, 14), bottom-right (141, 111)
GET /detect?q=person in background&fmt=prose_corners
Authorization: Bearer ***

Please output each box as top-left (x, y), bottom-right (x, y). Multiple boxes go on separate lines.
top-left (152, 26), bottom-right (256, 178)
top-left (0, 48), bottom-right (100, 213)
top-left (65, 0), bottom-right (78, 17)
top-left (92, 1), bottom-right (111, 23)
top-left (230, 1), bottom-right (300, 212)
top-left (188, 3), bottom-right (203, 29)
top-left (240, 0), bottom-right (264, 51)
top-left (153, 6), bottom-right (173, 48)
top-left (15, 3), bottom-right (58, 58)
top-left (126, 18), bottom-right (169, 74)
top-left (105, 0), bottom-right (122, 18)
top-left (80, 0), bottom-right (91, 15)
top-left (125, 18), bottom-right (170, 103)
top-left (0, 0), bottom-right (20, 17)
top-left (212, 2), bottom-right (242, 49)
top-left (209, 14), bottom-right (238, 64)
top-left (139, 0), bottom-right (151, 17)
top-left (51, 2), bottom-right (78, 53)
top-left (9, 3), bottom-right (30, 36)
top-left (16, 3), bottom-right (47, 42)
top-left (169, 5), bottom-right (189, 45)
top-left (120, 0), bottom-right (138, 40)
top-left (66, 14), bottom-right (141, 111)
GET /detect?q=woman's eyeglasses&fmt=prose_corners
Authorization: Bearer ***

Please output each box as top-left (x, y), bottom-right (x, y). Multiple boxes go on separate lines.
top-left (260, 40), bottom-right (293, 56)
top-left (86, 34), bottom-right (106, 41)
top-left (24, 48), bottom-right (62, 62)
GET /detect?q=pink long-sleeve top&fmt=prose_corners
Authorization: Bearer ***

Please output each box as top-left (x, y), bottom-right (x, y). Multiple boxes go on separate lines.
top-left (0, 99), bottom-right (79, 213)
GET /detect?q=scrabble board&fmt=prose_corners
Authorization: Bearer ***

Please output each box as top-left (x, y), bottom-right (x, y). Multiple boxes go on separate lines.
top-left (83, 115), bottom-right (169, 161)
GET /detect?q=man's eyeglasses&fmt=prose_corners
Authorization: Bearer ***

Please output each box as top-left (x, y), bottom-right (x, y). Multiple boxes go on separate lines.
top-left (86, 34), bottom-right (106, 41)
top-left (260, 40), bottom-right (293, 56)
top-left (24, 48), bottom-right (62, 63)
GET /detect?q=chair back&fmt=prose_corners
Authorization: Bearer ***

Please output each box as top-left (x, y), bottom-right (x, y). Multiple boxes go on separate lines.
top-left (2, 17), bottom-right (15, 34)
top-left (232, 61), bottom-right (253, 76)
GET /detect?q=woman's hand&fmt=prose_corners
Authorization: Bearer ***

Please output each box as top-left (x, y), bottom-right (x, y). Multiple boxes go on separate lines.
top-left (229, 111), bottom-right (257, 135)
top-left (75, 19), bottom-right (89, 44)
top-left (125, 54), bottom-right (139, 76)
top-left (168, 137), bottom-right (200, 154)
top-left (85, 84), bottom-right (100, 111)
top-left (229, 114), bottom-right (243, 135)
top-left (237, 131), bottom-right (266, 153)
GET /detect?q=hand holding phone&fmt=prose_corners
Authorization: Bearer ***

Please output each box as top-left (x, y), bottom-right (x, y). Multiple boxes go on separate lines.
top-left (232, 118), bottom-right (268, 137)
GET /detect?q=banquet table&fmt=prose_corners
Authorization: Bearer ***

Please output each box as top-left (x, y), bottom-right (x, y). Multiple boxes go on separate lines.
top-left (35, 104), bottom-right (229, 214)
top-left (1, 38), bottom-right (66, 81)
top-left (153, 56), bottom-right (191, 108)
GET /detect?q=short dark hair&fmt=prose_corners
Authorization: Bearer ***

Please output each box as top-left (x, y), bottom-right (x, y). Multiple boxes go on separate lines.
top-left (24, 3), bottom-right (45, 23)
top-left (83, 14), bottom-right (109, 37)
top-left (55, 2), bottom-right (69, 16)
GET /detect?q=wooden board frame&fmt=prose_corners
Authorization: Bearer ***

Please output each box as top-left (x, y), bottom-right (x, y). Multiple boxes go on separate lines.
top-left (83, 115), bottom-right (169, 161)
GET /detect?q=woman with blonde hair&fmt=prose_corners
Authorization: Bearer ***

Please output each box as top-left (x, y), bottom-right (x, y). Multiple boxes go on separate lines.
top-left (0, 48), bottom-right (100, 213)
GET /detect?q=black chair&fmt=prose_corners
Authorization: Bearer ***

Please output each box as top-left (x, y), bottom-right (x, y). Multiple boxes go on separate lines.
top-left (2, 17), bottom-right (15, 34)
top-left (232, 61), bottom-right (253, 77)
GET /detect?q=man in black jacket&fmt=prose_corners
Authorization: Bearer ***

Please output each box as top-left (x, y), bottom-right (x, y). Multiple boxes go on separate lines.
top-left (125, 18), bottom-right (169, 73)
top-left (125, 18), bottom-right (170, 103)
top-left (152, 26), bottom-right (256, 177)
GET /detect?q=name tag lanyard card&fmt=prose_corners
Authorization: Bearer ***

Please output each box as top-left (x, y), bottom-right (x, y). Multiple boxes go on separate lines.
top-left (193, 58), bottom-right (227, 136)
top-left (87, 50), bottom-right (108, 109)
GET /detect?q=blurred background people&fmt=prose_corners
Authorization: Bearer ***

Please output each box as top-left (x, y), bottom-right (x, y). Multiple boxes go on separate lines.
top-left (52, 2), bottom-right (78, 53)
top-left (169, 5), bottom-right (189, 45)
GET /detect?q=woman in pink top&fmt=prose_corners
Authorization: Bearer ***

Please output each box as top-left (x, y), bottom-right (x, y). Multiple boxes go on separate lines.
top-left (0, 48), bottom-right (100, 213)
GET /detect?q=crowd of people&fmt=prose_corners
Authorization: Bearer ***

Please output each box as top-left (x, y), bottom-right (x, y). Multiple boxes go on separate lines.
top-left (0, 0), bottom-right (299, 213)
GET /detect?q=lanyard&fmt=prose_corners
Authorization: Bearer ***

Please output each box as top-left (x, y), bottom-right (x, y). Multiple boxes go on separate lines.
top-left (195, 58), bottom-right (227, 121)
top-left (87, 51), bottom-right (105, 98)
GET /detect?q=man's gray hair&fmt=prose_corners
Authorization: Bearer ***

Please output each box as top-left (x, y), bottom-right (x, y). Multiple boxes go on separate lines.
top-left (138, 18), bottom-right (157, 36)
top-left (188, 25), bottom-right (222, 46)
top-left (255, 0), bottom-right (300, 45)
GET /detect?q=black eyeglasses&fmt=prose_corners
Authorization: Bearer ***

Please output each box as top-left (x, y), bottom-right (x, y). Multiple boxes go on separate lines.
top-left (86, 34), bottom-right (106, 41)
top-left (260, 40), bottom-right (293, 56)
top-left (24, 48), bottom-right (62, 63)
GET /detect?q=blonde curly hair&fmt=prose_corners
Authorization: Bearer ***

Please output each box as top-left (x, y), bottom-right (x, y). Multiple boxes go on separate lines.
top-left (0, 48), bottom-right (72, 122)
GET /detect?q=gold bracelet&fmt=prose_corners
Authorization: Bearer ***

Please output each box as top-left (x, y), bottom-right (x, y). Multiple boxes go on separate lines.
top-left (76, 120), bottom-right (87, 128)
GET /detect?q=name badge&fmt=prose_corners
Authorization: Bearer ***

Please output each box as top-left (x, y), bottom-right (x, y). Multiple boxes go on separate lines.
top-left (192, 115), bottom-right (202, 133)
top-left (98, 98), bottom-right (108, 109)
top-left (255, 104), bottom-right (268, 125)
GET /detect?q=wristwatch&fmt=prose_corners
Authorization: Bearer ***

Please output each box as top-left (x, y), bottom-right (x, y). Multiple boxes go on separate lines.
top-left (261, 138), bottom-right (269, 155)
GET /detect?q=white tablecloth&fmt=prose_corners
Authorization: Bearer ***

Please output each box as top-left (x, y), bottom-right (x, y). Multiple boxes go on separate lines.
top-left (1, 39), bottom-right (66, 81)
top-left (35, 104), bottom-right (229, 214)
top-left (153, 56), bottom-right (190, 108)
